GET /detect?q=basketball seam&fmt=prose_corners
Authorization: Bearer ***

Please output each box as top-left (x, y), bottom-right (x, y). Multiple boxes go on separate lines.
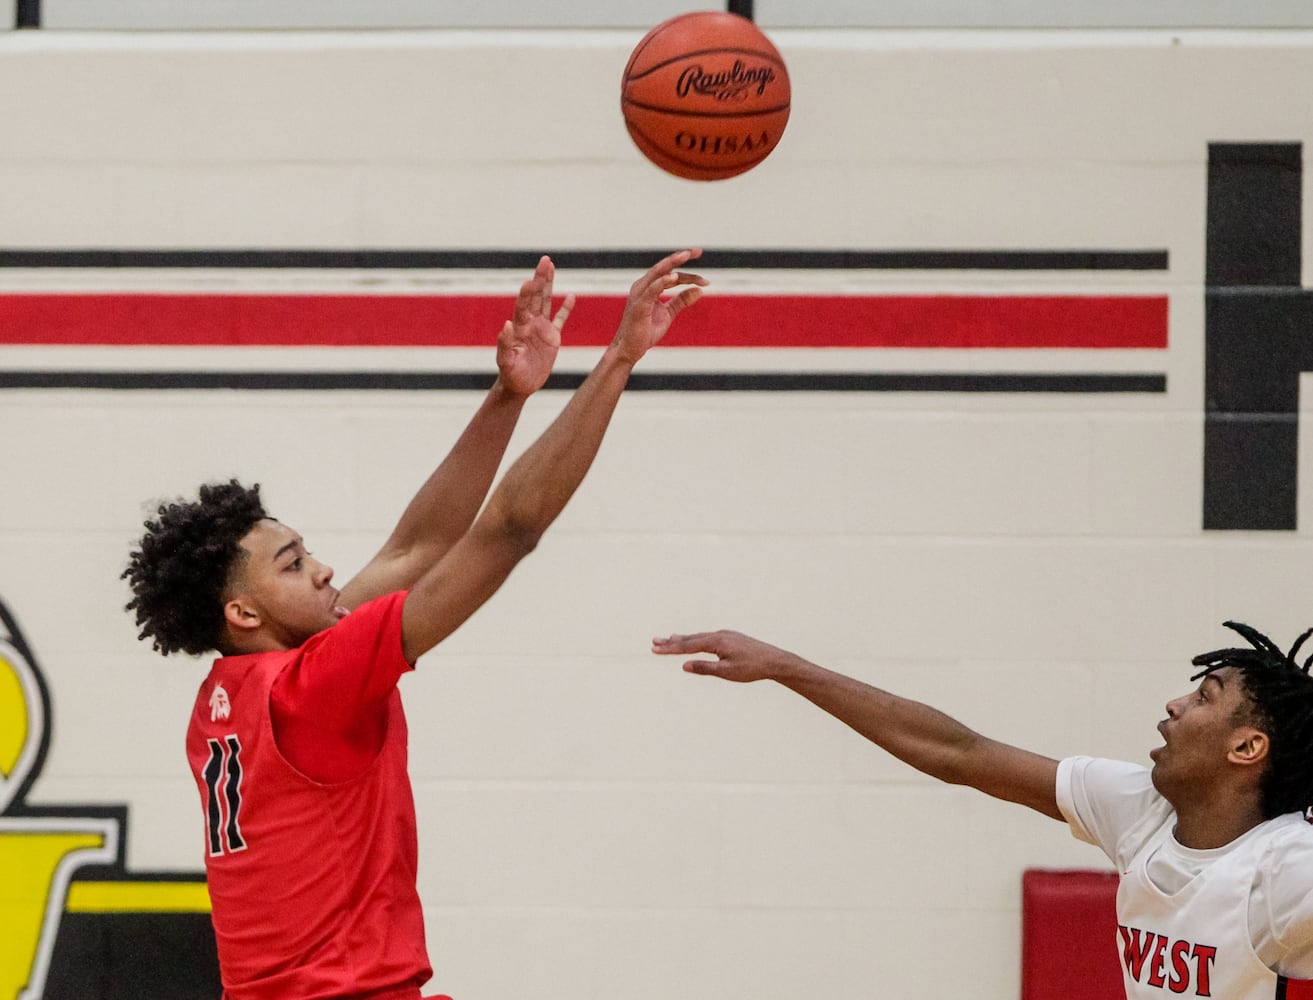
top-left (621, 19), bottom-right (673, 80)
top-left (622, 100), bottom-right (791, 120)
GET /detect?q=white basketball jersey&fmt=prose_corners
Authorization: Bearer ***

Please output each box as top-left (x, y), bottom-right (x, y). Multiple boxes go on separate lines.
top-left (1115, 813), bottom-right (1313, 999)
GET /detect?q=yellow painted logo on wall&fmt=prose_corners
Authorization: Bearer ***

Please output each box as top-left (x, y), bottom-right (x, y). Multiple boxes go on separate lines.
top-left (0, 600), bottom-right (213, 1000)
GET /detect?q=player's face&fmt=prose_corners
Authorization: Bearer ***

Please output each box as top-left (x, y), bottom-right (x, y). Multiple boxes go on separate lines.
top-left (1149, 666), bottom-right (1255, 796)
top-left (231, 519), bottom-right (349, 649)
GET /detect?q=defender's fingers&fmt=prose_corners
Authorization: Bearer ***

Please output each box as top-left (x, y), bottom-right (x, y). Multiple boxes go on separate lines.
top-left (682, 659), bottom-right (726, 676)
top-left (653, 632), bottom-right (719, 653)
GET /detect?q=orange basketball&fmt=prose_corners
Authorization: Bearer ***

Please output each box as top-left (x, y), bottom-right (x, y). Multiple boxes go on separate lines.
top-left (620, 11), bottom-right (791, 181)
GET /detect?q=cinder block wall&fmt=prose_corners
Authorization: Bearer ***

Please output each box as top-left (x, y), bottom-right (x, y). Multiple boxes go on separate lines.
top-left (2, 27), bottom-right (1311, 1000)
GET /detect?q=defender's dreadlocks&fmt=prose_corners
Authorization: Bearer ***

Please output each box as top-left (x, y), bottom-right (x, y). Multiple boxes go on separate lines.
top-left (122, 480), bottom-right (268, 657)
top-left (1190, 620), bottom-right (1313, 819)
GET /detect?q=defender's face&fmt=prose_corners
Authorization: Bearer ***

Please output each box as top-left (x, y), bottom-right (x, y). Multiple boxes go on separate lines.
top-left (231, 519), bottom-right (348, 650)
top-left (1149, 666), bottom-right (1253, 796)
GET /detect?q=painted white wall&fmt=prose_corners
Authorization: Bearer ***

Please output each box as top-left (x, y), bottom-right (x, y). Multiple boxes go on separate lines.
top-left (28, 1), bottom-right (1313, 30)
top-left (1, 26), bottom-right (1312, 1000)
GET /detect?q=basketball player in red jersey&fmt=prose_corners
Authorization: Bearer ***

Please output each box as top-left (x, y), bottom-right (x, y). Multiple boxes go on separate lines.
top-left (122, 250), bottom-right (705, 1000)
top-left (653, 624), bottom-right (1313, 999)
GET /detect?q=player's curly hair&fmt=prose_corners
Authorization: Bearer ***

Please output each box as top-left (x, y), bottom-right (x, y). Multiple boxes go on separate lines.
top-left (122, 480), bottom-right (268, 657)
top-left (1190, 620), bottom-right (1313, 818)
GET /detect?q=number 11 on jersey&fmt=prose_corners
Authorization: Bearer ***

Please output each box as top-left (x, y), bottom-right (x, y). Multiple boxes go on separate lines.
top-left (201, 735), bottom-right (247, 856)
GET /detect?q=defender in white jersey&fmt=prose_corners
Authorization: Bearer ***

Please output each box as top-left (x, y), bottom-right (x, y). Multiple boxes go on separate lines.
top-left (655, 621), bottom-right (1313, 999)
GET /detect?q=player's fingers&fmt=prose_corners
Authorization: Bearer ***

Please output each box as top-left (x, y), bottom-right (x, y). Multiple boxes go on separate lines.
top-left (552, 293), bottom-right (576, 332)
top-left (634, 249), bottom-right (699, 295)
top-left (651, 268), bottom-right (704, 303)
top-left (537, 256), bottom-right (555, 315)
top-left (655, 248), bottom-right (697, 273)
top-left (671, 270), bottom-right (709, 286)
top-left (632, 264), bottom-right (676, 300)
top-left (513, 278), bottom-right (538, 328)
top-left (663, 286), bottom-right (703, 320)
top-left (528, 276), bottom-right (547, 319)
top-left (517, 258), bottom-right (551, 321)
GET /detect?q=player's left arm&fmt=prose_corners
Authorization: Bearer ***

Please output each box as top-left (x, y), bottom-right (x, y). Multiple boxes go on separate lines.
top-left (271, 593), bottom-right (412, 781)
top-left (339, 257), bottom-right (573, 610)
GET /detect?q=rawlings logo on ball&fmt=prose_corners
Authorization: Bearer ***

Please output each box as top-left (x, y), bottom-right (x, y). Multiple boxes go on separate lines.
top-left (676, 61), bottom-right (777, 101)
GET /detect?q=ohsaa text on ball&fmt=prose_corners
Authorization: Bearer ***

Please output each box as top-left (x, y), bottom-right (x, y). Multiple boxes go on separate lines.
top-left (673, 130), bottom-right (774, 156)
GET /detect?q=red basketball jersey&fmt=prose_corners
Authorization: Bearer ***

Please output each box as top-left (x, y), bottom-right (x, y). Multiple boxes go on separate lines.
top-left (186, 593), bottom-right (431, 1000)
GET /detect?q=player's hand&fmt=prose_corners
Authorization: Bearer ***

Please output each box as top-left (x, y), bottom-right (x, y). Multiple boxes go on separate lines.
top-left (611, 249), bottom-right (707, 366)
top-left (651, 629), bottom-right (792, 683)
top-left (497, 255), bottom-right (573, 396)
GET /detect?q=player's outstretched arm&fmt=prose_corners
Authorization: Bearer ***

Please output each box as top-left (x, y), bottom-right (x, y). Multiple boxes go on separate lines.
top-left (397, 250), bottom-right (706, 663)
top-left (339, 256), bottom-right (573, 610)
top-left (653, 629), bottom-right (1063, 820)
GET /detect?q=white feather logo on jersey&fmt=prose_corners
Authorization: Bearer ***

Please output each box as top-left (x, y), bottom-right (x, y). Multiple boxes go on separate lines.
top-left (209, 684), bottom-right (230, 722)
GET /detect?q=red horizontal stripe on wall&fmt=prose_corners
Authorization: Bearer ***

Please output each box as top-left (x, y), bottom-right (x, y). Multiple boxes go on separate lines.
top-left (0, 293), bottom-right (1167, 348)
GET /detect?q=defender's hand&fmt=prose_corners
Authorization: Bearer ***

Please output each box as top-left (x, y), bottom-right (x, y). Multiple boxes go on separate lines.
top-left (652, 629), bottom-right (793, 683)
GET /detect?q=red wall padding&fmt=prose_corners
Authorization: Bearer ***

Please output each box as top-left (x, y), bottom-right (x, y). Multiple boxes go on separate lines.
top-left (1022, 868), bottom-right (1122, 1000)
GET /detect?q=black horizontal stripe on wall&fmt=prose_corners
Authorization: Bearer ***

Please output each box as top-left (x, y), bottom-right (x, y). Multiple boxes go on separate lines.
top-left (0, 249), bottom-right (1169, 271)
top-left (0, 371), bottom-right (1167, 393)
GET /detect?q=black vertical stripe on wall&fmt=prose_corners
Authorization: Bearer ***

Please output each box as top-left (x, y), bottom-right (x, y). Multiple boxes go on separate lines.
top-left (1206, 144), bottom-right (1302, 287)
top-left (726, 0), bottom-right (754, 19)
top-left (1203, 143), bottom-right (1311, 530)
top-left (15, 0), bottom-right (38, 27)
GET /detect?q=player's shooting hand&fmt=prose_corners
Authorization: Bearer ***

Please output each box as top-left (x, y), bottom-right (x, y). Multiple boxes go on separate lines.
top-left (498, 255), bottom-right (573, 396)
top-left (652, 629), bottom-right (792, 683)
top-left (611, 249), bottom-right (707, 366)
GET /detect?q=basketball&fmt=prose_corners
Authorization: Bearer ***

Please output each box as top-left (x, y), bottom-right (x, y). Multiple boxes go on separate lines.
top-left (620, 11), bottom-right (791, 181)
